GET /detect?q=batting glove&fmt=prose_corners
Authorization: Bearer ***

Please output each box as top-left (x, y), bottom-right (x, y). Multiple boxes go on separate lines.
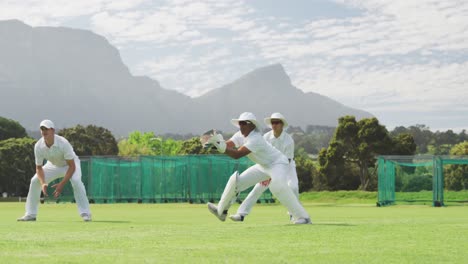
top-left (207, 134), bottom-right (226, 153)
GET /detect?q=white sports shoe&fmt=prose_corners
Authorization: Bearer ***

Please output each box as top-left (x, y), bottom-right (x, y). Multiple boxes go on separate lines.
top-left (294, 218), bottom-right (312, 225)
top-left (229, 214), bottom-right (245, 222)
top-left (17, 215), bottom-right (36, 221)
top-left (207, 203), bottom-right (226, 221)
top-left (81, 213), bottom-right (92, 222)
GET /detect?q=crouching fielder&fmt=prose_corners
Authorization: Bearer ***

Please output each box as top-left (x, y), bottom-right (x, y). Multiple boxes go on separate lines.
top-left (17, 120), bottom-right (92, 222)
top-left (230, 112), bottom-right (299, 222)
top-left (206, 112), bottom-right (311, 224)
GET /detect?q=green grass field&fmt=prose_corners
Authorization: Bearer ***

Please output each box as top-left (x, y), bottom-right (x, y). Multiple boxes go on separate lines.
top-left (1, 200), bottom-right (468, 264)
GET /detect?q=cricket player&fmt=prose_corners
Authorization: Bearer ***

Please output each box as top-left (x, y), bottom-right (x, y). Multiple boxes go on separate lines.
top-left (17, 120), bottom-right (92, 222)
top-left (206, 112), bottom-right (311, 224)
top-left (229, 112), bottom-right (300, 222)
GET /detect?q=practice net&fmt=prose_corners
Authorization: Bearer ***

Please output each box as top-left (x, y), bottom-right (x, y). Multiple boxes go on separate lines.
top-left (377, 155), bottom-right (468, 206)
top-left (49, 155), bottom-right (274, 204)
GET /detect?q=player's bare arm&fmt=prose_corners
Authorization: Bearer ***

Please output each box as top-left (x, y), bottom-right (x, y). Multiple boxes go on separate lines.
top-left (52, 159), bottom-right (76, 198)
top-left (36, 165), bottom-right (48, 196)
top-left (224, 140), bottom-right (251, 159)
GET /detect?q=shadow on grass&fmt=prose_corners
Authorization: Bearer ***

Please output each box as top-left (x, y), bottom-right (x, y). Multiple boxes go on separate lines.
top-left (309, 203), bottom-right (375, 207)
top-left (22, 220), bottom-right (132, 223)
top-left (90, 220), bottom-right (131, 223)
top-left (314, 222), bottom-right (355, 226)
top-left (285, 222), bottom-right (354, 227)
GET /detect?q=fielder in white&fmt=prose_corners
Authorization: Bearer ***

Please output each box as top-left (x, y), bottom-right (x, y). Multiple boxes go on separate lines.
top-left (206, 112), bottom-right (311, 224)
top-left (230, 112), bottom-right (300, 222)
top-left (17, 120), bottom-right (92, 222)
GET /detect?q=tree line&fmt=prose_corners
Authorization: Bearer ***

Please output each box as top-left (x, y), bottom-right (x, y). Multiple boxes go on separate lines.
top-left (0, 116), bottom-right (467, 196)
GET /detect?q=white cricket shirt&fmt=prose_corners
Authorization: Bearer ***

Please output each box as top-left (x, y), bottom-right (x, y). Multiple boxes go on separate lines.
top-left (263, 131), bottom-right (295, 160)
top-left (229, 130), bottom-right (288, 167)
top-left (35, 135), bottom-right (78, 167)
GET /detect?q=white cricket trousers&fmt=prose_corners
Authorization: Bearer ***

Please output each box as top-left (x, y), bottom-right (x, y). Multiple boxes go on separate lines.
top-left (25, 158), bottom-right (91, 216)
top-left (237, 161), bottom-right (299, 216)
top-left (218, 162), bottom-right (309, 220)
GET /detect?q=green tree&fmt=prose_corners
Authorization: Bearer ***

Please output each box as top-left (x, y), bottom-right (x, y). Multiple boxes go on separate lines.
top-left (317, 143), bottom-right (361, 190)
top-left (392, 126), bottom-right (468, 154)
top-left (178, 137), bottom-right (217, 155)
top-left (459, 130), bottom-right (468, 142)
top-left (402, 174), bottom-right (432, 192)
top-left (118, 139), bottom-right (144, 156)
top-left (0, 138), bottom-right (36, 196)
top-left (391, 133), bottom-right (417, 176)
top-left (0, 116), bottom-right (27, 141)
top-left (294, 148), bottom-right (317, 192)
top-left (391, 125), bottom-right (433, 153)
top-left (427, 144), bottom-right (453, 155)
top-left (118, 131), bottom-right (183, 156)
top-left (314, 148), bottom-right (331, 190)
top-left (409, 125), bottom-right (434, 153)
top-left (450, 141), bottom-right (468, 155)
top-left (445, 141), bottom-right (468, 190)
top-left (58, 125), bottom-right (118, 156)
top-left (294, 135), bottom-right (317, 154)
top-left (396, 165), bottom-right (432, 192)
top-left (425, 130), bottom-right (458, 154)
top-left (392, 133), bottom-right (416, 155)
top-left (320, 116), bottom-right (393, 190)
top-left (161, 138), bottom-right (183, 156)
top-left (294, 132), bottom-right (334, 155)
top-left (119, 131), bottom-right (157, 156)
top-left (435, 130), bottom-right (459, 145)
top-left (318, 142), bottom-right (345, 190)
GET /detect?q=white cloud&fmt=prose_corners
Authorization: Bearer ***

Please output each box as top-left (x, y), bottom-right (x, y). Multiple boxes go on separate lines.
top-left (103, 0), bottom-right (147, 11)
top-left (291, 60), bottom-right (468, 114)
top-left (0, 0), bottom-right (101, 25)
top-left (189, 36), bottom-right (217, 45)
top-left (90, 11), bottom-right (136, 36)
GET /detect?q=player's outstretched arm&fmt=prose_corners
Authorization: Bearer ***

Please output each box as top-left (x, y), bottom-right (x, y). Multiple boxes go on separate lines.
top-left (224, 144), bottom-right (251, 159)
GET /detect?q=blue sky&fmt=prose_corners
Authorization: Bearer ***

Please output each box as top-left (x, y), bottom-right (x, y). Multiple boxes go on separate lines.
top-left (1, 0), bottom-right (467, 131)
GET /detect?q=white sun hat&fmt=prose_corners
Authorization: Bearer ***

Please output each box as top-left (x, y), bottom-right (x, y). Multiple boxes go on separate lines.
top-left (231, 112), bottom-right (261, 131)
top-left (264, 112), bottom-right (288, 129)
top-left (39, 119), bottom-right (55, 129)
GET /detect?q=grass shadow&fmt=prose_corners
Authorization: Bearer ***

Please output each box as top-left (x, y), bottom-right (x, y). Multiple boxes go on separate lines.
top-left (284, 222), bottom-right (354, 227)
top-left (91, 220), bottom-right (131, 223)
top-left (313, 223), bottom-right (355, 226)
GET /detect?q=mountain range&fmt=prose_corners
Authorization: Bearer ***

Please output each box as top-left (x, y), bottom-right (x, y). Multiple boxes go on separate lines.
top-left (0, 20), bottom-right (372, 136)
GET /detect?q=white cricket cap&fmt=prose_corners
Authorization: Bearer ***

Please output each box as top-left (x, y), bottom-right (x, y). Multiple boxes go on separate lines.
top-left (39, 119), bottom-right (55, 129)
top-left (231, 112), bottom-right (261, 131)
top-left (264, 112), bottom-right (289, 129)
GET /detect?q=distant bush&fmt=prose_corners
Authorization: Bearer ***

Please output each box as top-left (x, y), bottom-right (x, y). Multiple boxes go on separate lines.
top-left (401, 174), bottom-right (432, 192)
top-left (0, 138), bottom-right (36, 196)
top-left (0, 116), bottom-right (27, 141)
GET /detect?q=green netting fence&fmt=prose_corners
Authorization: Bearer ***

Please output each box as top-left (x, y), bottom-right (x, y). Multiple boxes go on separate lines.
top-left (377, 155), bottom-right (468, 207)
top-left (50, 155), bottom-right (274, 204)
